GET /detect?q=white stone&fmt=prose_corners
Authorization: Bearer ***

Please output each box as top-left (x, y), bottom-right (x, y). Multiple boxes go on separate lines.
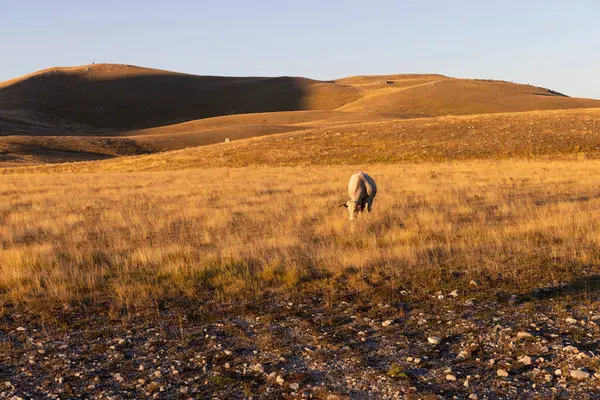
top-left (565, 317), bottom-right (578, 324)
top-left (290, 383), bottom-right (300, 391)
top-left (253, 363), bottom-right (265, 373)
top-left (382, 320), bottom-right (394, 327)
top-left (276, 375), bottom-right (285, 386)
top-left (497, 369), bottom-right (509, 377)
top-left (446, 374), bottom-right (457, 381)
top-left (570, 370), bottom-right (590, 380)
top-left (518, 356), bottom-right (533, 366)
top-left (458, 350), bottom-right (470, 359)
top-left (428, 336), bottom-right (442, 345)
top-left (449, 290), bottom-right (459, 297)
top-left (516, 331), bottom-right (533, 339)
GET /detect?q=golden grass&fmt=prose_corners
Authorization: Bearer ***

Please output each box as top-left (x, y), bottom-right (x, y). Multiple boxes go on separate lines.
top-left (3, 160), bottom-right (600, 314)
top-left (7, 107), bottom-right (600, 173)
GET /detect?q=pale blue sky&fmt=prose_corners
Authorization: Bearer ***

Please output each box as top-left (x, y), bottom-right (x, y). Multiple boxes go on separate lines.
top-left (2, 0), bottom-right (599, 98)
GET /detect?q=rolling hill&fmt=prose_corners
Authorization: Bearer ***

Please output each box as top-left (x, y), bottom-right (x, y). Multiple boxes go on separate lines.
top-left (1, 63), bottom-right (600, 166)
top-left (5, 107), bottom-right (600, 174)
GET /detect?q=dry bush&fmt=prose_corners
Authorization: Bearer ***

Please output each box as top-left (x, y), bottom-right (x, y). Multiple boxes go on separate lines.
top-left (2, 160), bottom-right (600, 313)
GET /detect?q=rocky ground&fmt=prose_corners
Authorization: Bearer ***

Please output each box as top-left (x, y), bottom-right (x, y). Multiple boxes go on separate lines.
top-left (2, 286), bottom-right (600, 399)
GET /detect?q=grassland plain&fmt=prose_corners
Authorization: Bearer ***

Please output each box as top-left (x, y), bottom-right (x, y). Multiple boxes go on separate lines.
top-left (3, 160), bottom-right (600, 310)
top-left (3, 160), bottom-right (600, 398)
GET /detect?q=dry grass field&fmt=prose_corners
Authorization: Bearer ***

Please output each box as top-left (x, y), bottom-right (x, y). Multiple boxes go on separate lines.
top-left (3, 160), bottom-right (600, 314)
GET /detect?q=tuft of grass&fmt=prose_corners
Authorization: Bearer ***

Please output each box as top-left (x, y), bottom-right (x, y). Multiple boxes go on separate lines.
top-left (387, 363), bottom-right (410, 379)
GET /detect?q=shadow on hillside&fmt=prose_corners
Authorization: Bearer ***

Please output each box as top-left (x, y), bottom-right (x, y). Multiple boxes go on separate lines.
top-left (0, 70), bottom-right (329, 132)
top-left (6, 143), bottom-right (115, 162)
top-left (0, 151), bottom-right (19, 162)
top-left (519, 275), bottom-right (600, 302)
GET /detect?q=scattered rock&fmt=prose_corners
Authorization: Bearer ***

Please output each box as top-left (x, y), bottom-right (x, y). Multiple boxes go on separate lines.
top-left (290, 382), bottom-right (300, 391)
top-left (497, 369), bottom-right (509, 377)
top-left (565, 317), bottom-right (578, 324)
top-left (517, 355), bottom-right (533, 365)
top-left (516, 331), bottom-right (533, 340)
top-left (276, 375), bottom-right (285, 386)
top-left (570, 370), bottom-right (590, 380)
top-left (458, 350), bottom-right (471, 359)
top-left (428, 336), bottom-right (442, 345)
top-left (253, 363), bottom-right (265, 373)
top-left (382, 319), bottom-right (394, 327)
top-left (449, 290), bottom-right (459, 297)
top-left (563, 345), bottom-right (579, 353)
top-left (446, 374), bottom-right (457, 381)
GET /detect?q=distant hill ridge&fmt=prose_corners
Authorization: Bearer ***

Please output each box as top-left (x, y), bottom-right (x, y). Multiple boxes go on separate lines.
top-left (2, 63), bottom-right (600, 166)
top-left (2, 63), bottom-right (598, 134)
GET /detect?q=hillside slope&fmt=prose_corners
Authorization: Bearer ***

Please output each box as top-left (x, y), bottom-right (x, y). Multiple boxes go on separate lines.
top-left (336, 79), bottom-right (600, 115)
top-left (3, 64), bottom-right (598, 135)
top-left (2, 64), bottom-right (600, 166)
top-left (0, 64), bottom-right (361, 132)
top-left (6, 107), bottom-right (600, 173)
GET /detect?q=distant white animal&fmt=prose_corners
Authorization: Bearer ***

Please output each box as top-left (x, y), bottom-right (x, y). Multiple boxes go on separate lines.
top-left (340, 171), bottom-right (377, 220)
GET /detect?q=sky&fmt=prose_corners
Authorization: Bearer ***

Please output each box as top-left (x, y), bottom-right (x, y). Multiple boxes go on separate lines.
top-left (1, 0), bottom-right (599, 99)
